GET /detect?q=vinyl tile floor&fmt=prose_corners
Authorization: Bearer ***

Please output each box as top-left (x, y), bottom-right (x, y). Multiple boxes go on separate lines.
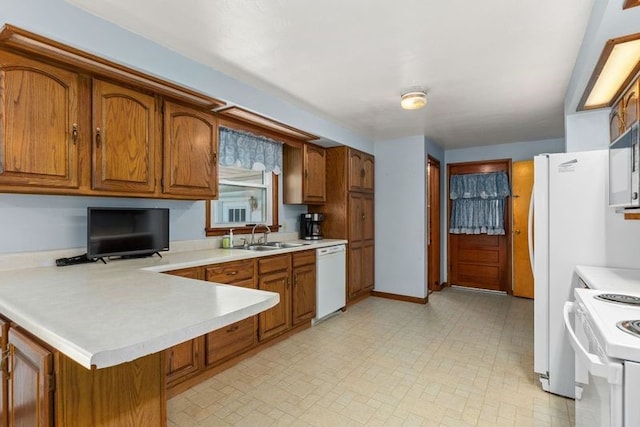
top-left (167, 287), bottom-right (574, 426)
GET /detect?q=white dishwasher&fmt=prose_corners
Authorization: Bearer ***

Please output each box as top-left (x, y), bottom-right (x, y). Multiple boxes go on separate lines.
top-left (313, 244), bottom-right (346, 324)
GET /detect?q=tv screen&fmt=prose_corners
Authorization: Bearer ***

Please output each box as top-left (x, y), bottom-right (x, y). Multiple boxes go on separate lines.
top-left (87, 207), bottom-right (169, 259)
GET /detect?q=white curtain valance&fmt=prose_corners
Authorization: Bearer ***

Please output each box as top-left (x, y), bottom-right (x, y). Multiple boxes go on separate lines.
top-left (219, 127), bottom-right (283, 174)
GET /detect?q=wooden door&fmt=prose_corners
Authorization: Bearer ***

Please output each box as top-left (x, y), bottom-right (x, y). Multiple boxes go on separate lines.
top-left (303, 144), bottom-right (326, 203)
top-left (0, 318), bottom-right (6, 427)
top-left (362, 154), bottom-right (375, 192)
top-left (427, 156), bottom-right (441, 292)
top-left (258, 270), bottom-right (291, 340)
top-left (348, 150), bottom-right (363, 191)
top-left (163, 101), bottom-right (218, 198)
top-left (623, 80), bottom-right (639, 130)
top-left (348, 193), bottom-right (363, 241)
top-left (292, 262), bottom-right (316, 325)
top-left (362, 241), bottom-right (375, 292)
top-left (92, 79), bottom-right (157, 193)
top-left (448, 160), bottom-right (512, 292)
top-left (0, 51), bottom-right (80, 189)
top-left (7, 329), bottom-right (53, 427)
top-left (512, 160), bottom-right (534, 298)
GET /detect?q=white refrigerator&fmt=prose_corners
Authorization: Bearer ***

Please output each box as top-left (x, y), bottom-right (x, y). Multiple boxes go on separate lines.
top-left (533, 150), bottom-right (608, 398)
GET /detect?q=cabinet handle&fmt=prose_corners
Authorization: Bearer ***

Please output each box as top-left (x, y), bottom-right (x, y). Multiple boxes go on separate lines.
top-left (71, 124), bottom-right (78, 144)
top-left (304, 170), bottom-right (308, 179)
top-left (228, 271), bottom-right (238, 276)
top-left (362, 213), bottom-right (366, 221)
top-left (226, 325), bottom-right (240, 333)
top-left (212, 152), bottom-right (217, 164)
top-left (287, 278), bottom-right (290, 290)
top-left (96, 128), bottom-right (102, 147)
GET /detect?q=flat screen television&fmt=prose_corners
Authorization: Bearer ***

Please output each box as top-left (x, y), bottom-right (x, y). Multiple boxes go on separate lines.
top-left (87, 207), bottom-right (169, 260)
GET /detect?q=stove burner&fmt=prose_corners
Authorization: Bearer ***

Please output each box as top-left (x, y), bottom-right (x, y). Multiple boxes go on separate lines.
top-left (595, 293), bottom-right (640, 305)
top-left (617, 320), bottom-right (640, 338)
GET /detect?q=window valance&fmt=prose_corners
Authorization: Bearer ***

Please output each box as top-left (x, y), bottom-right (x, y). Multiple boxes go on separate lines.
top-left (219, 127), bottom-right (283, 174)
top-left (449, 171), bottom-right (510, 200)
top-left (449, 171), bottom-right (510, 235)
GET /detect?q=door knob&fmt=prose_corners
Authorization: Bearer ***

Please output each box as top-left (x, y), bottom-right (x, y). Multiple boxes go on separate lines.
top-left (515, 230), bottom-right (521, 235)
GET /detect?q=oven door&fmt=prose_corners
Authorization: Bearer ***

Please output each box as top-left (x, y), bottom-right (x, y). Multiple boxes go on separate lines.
top-left (564, 302), bottom-right (624, 427)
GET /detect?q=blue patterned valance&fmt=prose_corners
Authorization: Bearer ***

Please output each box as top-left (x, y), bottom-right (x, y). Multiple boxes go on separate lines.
top-left (450, 171), bottom-right (510, 200)
top-left (450, 171), bottom-right (510, 235)
top-left (219, 127), bottom-right (283, 174)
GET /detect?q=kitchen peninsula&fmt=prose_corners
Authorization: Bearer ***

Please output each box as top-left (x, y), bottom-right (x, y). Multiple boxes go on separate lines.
top-left (0, 241), bottom-right (343, 426)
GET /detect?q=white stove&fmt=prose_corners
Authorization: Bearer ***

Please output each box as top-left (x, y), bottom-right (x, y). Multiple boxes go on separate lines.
top-left (568, 288), bottom-right (640, 426)
top-left (575, 288), bottom-right (640, 363)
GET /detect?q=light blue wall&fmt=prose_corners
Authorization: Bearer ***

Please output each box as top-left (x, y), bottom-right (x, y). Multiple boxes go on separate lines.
top-left (0, 0), bottom-right (374, 254)
top-left (374, 136), bottom-right (427, 298)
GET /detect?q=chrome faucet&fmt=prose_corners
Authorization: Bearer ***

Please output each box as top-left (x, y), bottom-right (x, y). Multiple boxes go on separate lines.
top-left (250, 224), bottom-right (271, 245)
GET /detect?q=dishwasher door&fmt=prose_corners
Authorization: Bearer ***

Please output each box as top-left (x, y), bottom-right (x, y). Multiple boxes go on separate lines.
top-left (313, 244), bottom-right (346, 324)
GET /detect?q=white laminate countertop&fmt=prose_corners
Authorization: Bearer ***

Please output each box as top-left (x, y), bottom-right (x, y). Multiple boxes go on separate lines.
top-left (575, 265), bottom-right (640, 293)
top-left (0, 239), bottom-right (347, 370)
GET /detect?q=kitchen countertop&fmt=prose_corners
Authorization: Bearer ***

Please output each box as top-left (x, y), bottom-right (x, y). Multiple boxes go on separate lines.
top-left (0, 239), bottom-right (347, 370)
top-left (575, 265), bottom-right (640, 292)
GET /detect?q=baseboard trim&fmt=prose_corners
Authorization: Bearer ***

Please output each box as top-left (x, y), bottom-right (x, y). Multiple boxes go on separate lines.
top-left (371, 291), bottom-right (428, 304)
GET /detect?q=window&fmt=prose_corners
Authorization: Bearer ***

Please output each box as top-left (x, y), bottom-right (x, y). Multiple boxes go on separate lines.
top-left (210, 166), bottom-right (273, 227)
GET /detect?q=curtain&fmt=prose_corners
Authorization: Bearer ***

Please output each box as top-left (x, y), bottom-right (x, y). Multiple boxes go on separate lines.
top-left (449, 171), bottom-right (510, 235)
top-left (219, 127), bottom-right (283, 174)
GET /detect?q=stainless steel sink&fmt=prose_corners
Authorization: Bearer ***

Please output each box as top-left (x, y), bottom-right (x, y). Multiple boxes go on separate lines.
top-left (241, 241), bottom-right (310, 251)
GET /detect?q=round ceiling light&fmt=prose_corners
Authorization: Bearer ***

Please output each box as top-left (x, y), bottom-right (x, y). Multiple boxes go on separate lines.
top-left (400, 89), bottom-right (427, 110)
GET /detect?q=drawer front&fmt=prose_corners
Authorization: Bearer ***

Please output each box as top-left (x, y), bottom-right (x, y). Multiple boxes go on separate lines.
top-left (205, 260), bottom-right (254, 283)
top-left (205, 317), bottom-right (256, 366)
top-left (292, 250), bottom-right (315, 268)
top-left (258, 254), bottom-right (290, 274)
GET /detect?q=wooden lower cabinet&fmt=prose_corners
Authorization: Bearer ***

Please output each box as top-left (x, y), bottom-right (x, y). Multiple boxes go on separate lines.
top-left (292, 251), bottom-right (316, 325)
top-left (204, 259), bottom-right (257, 367)
top-left (165, 337), bottom-right (204, 388)
top-left (6, 328), bottom-right (53, 427)
top-left (164, 267), bottom-right (205, 387)
top-left (258, 261), bottom-right (291, 341)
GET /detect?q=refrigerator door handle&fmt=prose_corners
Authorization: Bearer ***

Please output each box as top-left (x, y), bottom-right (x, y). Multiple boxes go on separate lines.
top-left (528, 191), bottom-right (535, 276)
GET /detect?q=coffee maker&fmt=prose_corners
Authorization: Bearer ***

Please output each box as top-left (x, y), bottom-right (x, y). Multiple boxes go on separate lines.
top-left (300, 213), bottom-right (324, 240)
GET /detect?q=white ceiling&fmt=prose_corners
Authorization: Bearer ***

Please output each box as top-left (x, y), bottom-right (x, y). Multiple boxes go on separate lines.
top-left (66, 0), bottom-right (594, 149)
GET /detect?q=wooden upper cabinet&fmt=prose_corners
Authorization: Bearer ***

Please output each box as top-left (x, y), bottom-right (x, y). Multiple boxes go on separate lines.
top-left (610, 99), bottom-right (625, 142)
top-left (7, 329), bottom-right (53, 427)
top-left (303, 144), bottom-right (326, 203)
top-left (623, 79), bottom-right (639, 130)
top-left (163, 101), bottom-right (218, 198)
top-left (348, 149), bottom-right (374, 192)
top-left (284, 143), bottom-right (326, 204)
top-left (0, 50), bottom-right (80, 188)
top-left (92, 79), bottom-right (157, 193)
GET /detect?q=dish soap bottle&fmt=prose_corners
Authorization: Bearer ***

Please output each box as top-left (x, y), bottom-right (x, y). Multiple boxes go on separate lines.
top-left (222, 234), bottom-right (231, 249)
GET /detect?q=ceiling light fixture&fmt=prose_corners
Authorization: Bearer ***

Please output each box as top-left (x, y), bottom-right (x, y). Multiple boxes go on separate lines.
top-left (400, 88), bottom-right (428, 110)
top-left (579, 33), bottom-right (640, 110)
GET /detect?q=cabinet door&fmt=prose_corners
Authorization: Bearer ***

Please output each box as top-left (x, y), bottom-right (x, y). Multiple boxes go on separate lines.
top-left (92, 79), bottom-right (157, 193)
top-left (163, 101), bottom-right (218, 198)
top-left (363, 242), bottom-right (375, 292)
top-left (0, 318), bottom-right (6, 427)
top-left (623, 80), bottom-right (639, 130)
top-left (205, 317), bottom-right (256, 367)
top-left (348, 193), bottom-right (363, 242)
top-left (292, 262), bottom-right (316, 325)
top-left (348, 244), bottom-right (363, 298)
top-left (610, 100), bottom-right (625, 142)
top-left (303, 144), bottom-right (326, 203)
top-left (348, 150), bottom-right (363, 191)
top-left (165, 337), bottom-right (204, 387)
top-left (166, 266), bottom-right (204, 281)
top-left (0, 51), bottom-right (80, 188)
top-left (258, 270), bottom-right (291, 341)
top-left (7, 329), bottom-right (53, 427)
top-left (362, 193), bottom-right (374, 241)
top-left (362, 154), bottom-right (375, 192)
top-left (205, 260), bottom-right (255, 284)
